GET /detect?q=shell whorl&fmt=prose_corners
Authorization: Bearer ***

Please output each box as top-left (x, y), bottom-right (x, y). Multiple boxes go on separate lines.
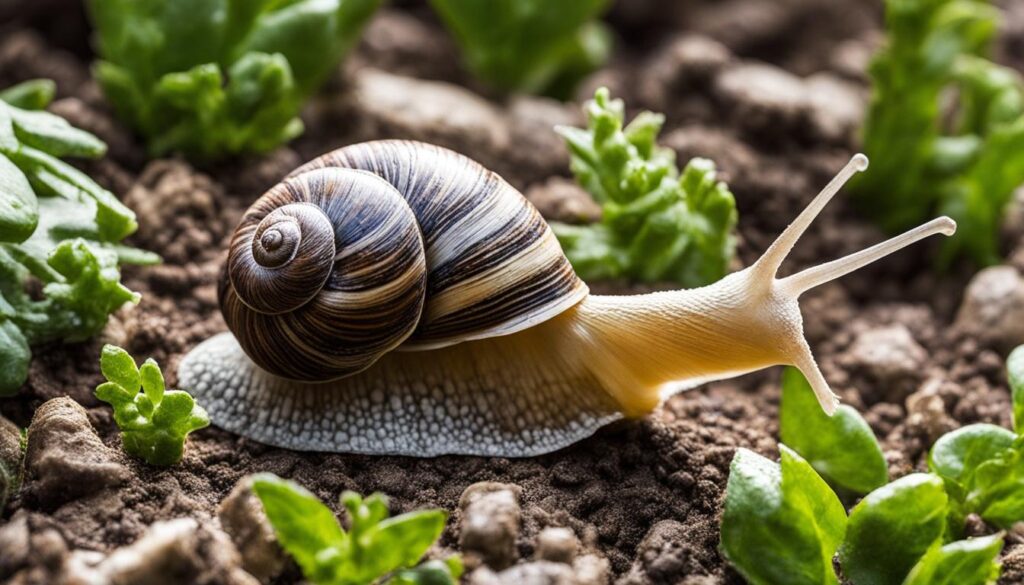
top-left (222, 168), bottom-right (428, 381)
top-left (220, 140), bottom-right (588, 382)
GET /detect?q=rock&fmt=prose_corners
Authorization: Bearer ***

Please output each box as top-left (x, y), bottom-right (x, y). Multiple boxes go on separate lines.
top-left (846, 325), bottom-right (928, 402)
top-left (1, 414), bottom-right (22, 508)
top-left (525, 178), bottom-right (601, 224)
top-left (639, 35), bottom-right (731, 113)
top-left (505, 95), bottom-right (579, 186)
top-left (469, 561), bottom-right (576, 585)
top-left (348, 68), bottom-right (510, 170)
top-left (469, 556), bottom-right (608, 585)
top-left (0, 510), bottom-right (70, 584)
top-left (955, 266), bottom-right (1024, 351)
top-left (804, 73), bottom-right (865, 145)
top-left (904, 379), bottom-right (955, 444)
top-left (97, 518), bottom-right (259, 585)
top-left (459, 482), bottom-right (523, 570)
top-left (714, 62), bottom-right (810, 142)
top-left (24, 397), bottom-right (129, 508)
top-left (217, 477), bottom-right (288, 583)
top-left (536, 528), bottom-right (578, 564)
top-left (618, 520), bottom-right (713, 585)
top-left (661, 125), bottom-right (758, 188)
top-left (571, 554), bottom-right (609, 585)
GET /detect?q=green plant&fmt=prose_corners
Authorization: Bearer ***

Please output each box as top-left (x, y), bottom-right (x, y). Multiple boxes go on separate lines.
top-left (720, 353), bottom-right (1024, 584)
top-left (429, 0), bottom-right (611, 97)
top-left (0, 80), bottom-right (157, 396)
top-left (251, 474), bottom-right (461, 585)
top-left (855, 0), bottom-right (1024, 265)
top-left (721, 446), bottom-right (847, 585)
top-left (779, 367), bottom-right (888, 495)
top-left (95, 344), bottom-right (209, 466)
top-left (552, 88), bottom-right (737, 287)
top-left (86, 0), bottom-right (380, 160)
top-left (722, 449), bottom-right (1004, 585)
top-left (1008, 344), bottom-right (1024, 432)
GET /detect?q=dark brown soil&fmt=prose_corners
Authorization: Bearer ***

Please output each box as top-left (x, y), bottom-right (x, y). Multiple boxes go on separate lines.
top-left (2, 1), bottom-right (1024, 584)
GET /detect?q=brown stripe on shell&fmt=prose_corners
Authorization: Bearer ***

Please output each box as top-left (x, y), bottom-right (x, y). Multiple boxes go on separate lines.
top-left (221, 168), bottom-right (427, 381)
top-left (291, 140), bottom-right (589, 348)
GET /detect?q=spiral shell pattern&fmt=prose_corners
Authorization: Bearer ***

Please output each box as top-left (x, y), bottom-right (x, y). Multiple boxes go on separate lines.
top-left (290, 140), bottom-right (588, 349)
top-left (221, 140), bottom-right (588, 382)
top-left (222, 168), bottom-right (427, 380)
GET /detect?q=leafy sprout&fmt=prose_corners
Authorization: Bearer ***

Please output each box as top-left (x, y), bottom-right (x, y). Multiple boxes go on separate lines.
top-left (95, 345), bottom-right (209, 466)
top-left (251, 474), bottom-right (461, 585)
top-left (855, 0), bottom-right (1024, 265)
top-left (552, 88), bottom-right (737, 287)
top-left (0, 80), bottom-right (158, 396)
top-left (86, 0), bottom-right (380, 160)
top-left (428, 0), bottom-right (611, 97)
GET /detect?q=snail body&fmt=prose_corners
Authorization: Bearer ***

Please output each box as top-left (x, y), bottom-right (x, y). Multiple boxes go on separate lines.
top-left (180, 140), bottom-right (955, 456)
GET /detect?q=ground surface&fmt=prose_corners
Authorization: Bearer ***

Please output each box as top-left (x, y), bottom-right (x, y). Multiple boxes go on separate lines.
top-left (2, 0), bottom-right (1024, 583)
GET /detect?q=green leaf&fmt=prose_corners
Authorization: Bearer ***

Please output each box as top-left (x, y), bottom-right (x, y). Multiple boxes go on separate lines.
top-left (252, 474), bottom-right (348, 582)
top-left (555, 88), bottom-right (737, 287)
top-left (840, 473), bottom-right (948, 585)
top-left (365, 510), bottom-right (448, 576)
top-left (100, 343), bottom-right (140, 391)
top-left (429, 0), bottom-right (611, 96)
top-left (139, 358), bottom-right (165, 406)
top-left (901, 533), bottom-right (1003, 585)
top-left (8, 107), bottom-right (106, 158)
top-left (392, 559), bottom-right (462, 585)
top-left (780, 367), bottom-right (888, 494)
top-left (0, 319), bottom-right (29, 396)
top-left (86, 0), bottom-right (378, 160)
top-left (0, 79), bottom-right (56, 110)
top-left (968, 441), bottom-right (1024, 528)
top-left (0, 153), bottom-right (39, 243)
top-left (1008, 345), bottom-right (1024, 433)
top-left (720, 446), bottom-right (846, 585)
top-left (929, 424), bottom-right (1015, 493)
top-left (855, 0), bottom-right (1024, 265)
top-left (153, 391), bottom-right (196, 428)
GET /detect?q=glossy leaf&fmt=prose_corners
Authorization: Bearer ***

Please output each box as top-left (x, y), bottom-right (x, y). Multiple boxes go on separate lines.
top-left (902, 533), bottom-right (1003, 585)
top-left (720, 446), bottom-right (846, 585)
top-left (840, 473), bottom-right (948, 585)
top-left (780, 367), bottom-right (888, 494)
top-left (252, 474), bottom-right (458, 585)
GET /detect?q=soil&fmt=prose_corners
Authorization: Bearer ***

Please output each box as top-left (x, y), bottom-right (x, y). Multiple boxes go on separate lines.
top-left (2, 1), bottom-right (1024, 584)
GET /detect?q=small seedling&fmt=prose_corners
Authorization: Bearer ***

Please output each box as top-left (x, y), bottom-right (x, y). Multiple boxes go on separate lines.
top-left (552, 88), bottom-right (737, 287)
top-left (856, 0), bottom-right (1024, 265)
top-left (251, 474), bottom-right (461, 585)
top-left (429, 0), bottom-right (611, 97)
top-left (0, 80), bottom-right (157, 396)
top-left (86, 0), bottom-right (380, 160)
top-left (95, 345), bottom-right (209, 466)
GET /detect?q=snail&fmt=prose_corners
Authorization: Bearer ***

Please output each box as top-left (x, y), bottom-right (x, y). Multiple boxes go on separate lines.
top-left (178, 140), bottom-right (955, 457)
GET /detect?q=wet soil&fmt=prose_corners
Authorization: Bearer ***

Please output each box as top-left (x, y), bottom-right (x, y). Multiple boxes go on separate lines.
top-left (2, 1), bottom-right (1024, 583)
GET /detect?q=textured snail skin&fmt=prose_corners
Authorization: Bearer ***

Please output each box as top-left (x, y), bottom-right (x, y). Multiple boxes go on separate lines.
top-left (179, 146), bottom-right (957, 457)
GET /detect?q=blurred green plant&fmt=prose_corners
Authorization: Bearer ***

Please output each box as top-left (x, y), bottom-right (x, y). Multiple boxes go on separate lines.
top-left (95, 344), bottom-right (209, 466)
top-left (429, 0), bottom-right (611, 97)
top-left (252, 474), bottom-right (461, 585)
top-left (551, 88), bottom-right (737, 287)
top-left (86, 0), bottom-right (380, 160)
top-left (855, 0), bottom-right (1024, 265)
top-left (0, 80), bottom-right (157, 396)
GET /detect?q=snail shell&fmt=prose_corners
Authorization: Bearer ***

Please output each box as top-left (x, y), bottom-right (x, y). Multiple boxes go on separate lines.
top-left (221, 140), bottom-right (588, 381)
